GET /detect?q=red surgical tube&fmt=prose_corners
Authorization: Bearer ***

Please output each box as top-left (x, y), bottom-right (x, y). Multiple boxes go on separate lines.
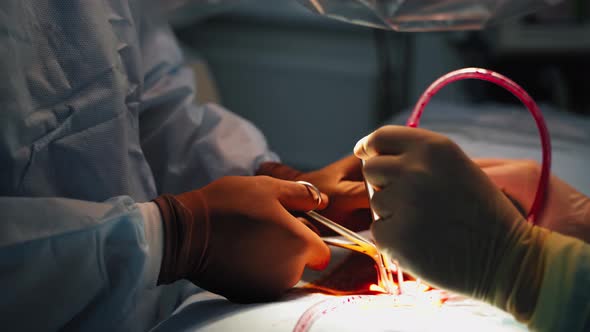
top-left (406, 68), bottom-right (551, 224)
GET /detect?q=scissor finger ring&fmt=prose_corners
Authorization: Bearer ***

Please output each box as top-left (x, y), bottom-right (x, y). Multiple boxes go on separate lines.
top-left (296, 180), bottom-right (322, 211)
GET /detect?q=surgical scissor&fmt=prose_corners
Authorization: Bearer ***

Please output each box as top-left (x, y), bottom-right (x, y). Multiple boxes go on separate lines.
top-left (296, 181), bottom-right (398, 294)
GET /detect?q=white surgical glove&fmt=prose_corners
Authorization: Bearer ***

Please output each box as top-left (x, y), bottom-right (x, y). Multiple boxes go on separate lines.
top-left (354, 126), bottom-right (590, 330)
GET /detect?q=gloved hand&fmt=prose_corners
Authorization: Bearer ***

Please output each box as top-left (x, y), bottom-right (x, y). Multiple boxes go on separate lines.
top-left (257, 155), bottom-right (371, 234)
top-left (354, 126), bottom-right (550, 323)
top-left (474, 158), bottom-right (590, 243)
top-left (153, 176), bottom-right (331, 303)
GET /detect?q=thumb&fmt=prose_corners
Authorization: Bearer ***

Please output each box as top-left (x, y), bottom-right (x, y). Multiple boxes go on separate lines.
top-left (306, 251), bottom-right (331, 271)
top-left (304, 235), bottom-right (331, 271)
top-left (275, 208), bottom-right (331, 271)
top-left (277, 180), bottom-right (329, 211)
top-left (296, 216), bottom-right (321, 236)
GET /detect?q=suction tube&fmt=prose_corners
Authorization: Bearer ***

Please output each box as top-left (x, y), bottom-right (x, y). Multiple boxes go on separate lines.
top-left (406, 68), bottom-right (551, 223)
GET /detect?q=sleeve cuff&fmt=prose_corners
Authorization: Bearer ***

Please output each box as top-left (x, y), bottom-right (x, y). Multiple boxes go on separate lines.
top-left (530, 232), bottom-right (590, 331)
top-left (137, 202), bottom-right (164, 289)
top-left (253, 153), bottom-right (281, 175)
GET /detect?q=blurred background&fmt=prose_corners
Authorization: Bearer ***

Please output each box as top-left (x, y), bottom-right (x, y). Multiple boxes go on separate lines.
top-left (169, 0), bottom-right (590, 171)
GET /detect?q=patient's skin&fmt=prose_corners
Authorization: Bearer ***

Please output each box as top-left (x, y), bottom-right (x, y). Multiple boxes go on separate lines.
top-left (301, 252), bottom-right (426, 296)
top-left (307, 252), bottom-right (380, 294)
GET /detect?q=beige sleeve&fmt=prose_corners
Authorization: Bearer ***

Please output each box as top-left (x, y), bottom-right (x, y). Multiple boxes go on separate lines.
top-left (529, 232), bottom-right (590, 331)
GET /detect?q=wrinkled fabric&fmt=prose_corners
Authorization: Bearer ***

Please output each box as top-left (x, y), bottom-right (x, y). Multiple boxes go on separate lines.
top-left (0, 196), bottom-right (177, 331)
top-left (0, 0), bottom-right (278, 331)
top-left (529, 232), bottom-right (590, 331)
top-left (297, 0), bottom-right (557, 31)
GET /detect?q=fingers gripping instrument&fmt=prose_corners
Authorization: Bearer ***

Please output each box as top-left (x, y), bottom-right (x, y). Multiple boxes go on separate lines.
top-left (296, 181), bottom-right (397, 294)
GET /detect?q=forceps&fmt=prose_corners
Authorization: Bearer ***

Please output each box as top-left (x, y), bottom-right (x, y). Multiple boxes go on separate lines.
top-left (296, 181), bottom-right (397, 294)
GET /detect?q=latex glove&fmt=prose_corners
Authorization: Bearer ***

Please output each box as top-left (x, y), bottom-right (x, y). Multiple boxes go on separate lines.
top-left (354, 125), bottom-right (549, 323)
top-left (475, 158), bottom-right (590, 243)
top-left (257, 155), bottom-right (371, 234)
top-left (153, 176), bottom-right (331, 303)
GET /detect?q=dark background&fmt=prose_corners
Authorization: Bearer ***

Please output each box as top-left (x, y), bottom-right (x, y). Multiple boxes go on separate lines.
top-left (170, 0), bottom-right (590, 170)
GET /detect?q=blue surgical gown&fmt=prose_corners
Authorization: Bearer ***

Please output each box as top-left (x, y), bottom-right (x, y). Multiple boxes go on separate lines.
top-left (0, 1), bottom-right (278, 331)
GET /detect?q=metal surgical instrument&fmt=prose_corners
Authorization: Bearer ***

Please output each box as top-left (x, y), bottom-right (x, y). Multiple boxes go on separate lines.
top-left (296, 181), bottom-right (397, 294)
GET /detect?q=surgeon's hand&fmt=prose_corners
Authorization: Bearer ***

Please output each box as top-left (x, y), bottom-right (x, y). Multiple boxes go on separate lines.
top-left (354, 126), bottom-right (549, 322)
top-left (153, 176), bottom-right (331, 303)
top-left (257, 156), bottom-right (371, 234)
top-left (475, 159), bottom-right (590, 243)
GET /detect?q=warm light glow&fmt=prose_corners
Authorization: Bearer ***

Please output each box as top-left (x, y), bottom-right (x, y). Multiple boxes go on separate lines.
top-left (369, 284), bottom-right (387, 293)
top-left (401, 280), bottom-right (430, 293)
top-left (368, 280), bottom-right (444, 307)
top-left (380, 277), bottom-right (445, 307)
top-left (296, 272), bottom-right (448, 331)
